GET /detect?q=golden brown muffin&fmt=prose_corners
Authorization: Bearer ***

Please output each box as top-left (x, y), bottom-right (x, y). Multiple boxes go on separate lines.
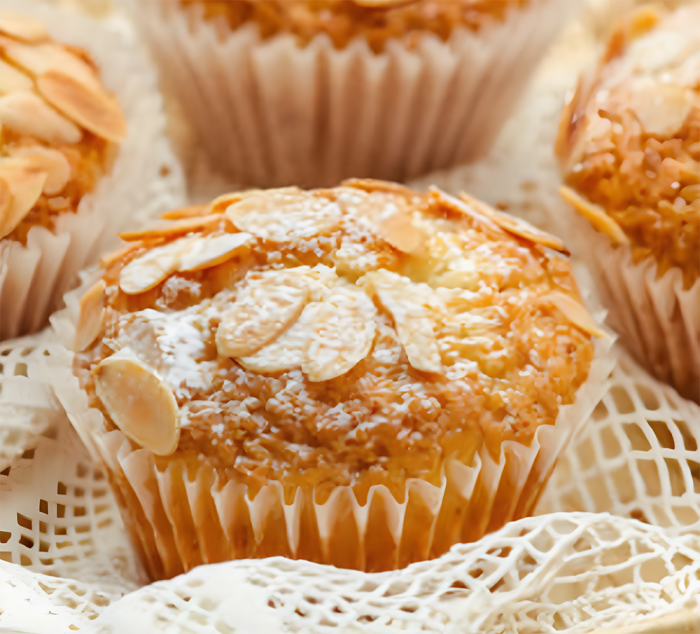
top-left (178, 0), bottom-right (527, 52)
top-left (70, 180), bottom-right (602, 578)
top-left (0, 13), bottom-right (127, 243)
top-left (557, 6), bottom-right (699, 287)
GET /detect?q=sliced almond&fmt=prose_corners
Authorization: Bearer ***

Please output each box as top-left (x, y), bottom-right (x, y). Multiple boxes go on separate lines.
top-left (365, 270), bottom-right (443, 374)
top-left (237, 303), bottom-right (318, 374)
top-left (38, 70), bottom-right (127, 142)
top-left (0, 13), bottom-right (49, 43)
top-left (343, 178), bottom-right (415, 197)
top-left (160, 204), bottom-right (210, 220)
top-left (11, 146), bottom-right (70, 195)
top-left (458, 192), bottom-right (570, 255)
top-left (216, 272), bottom-right (310, 358)
top-left (178, 232), bottom-right (254, 272)
top-left (429, 187), bottom-right (501, 234)
top-left (75, 279), bottom-right (106, 352)
top-left (226, 191), bottom-right (342, 241)
top-left (100, 242), bottom-right (141, 270)
top-left (0, 59), bottom-right (32, 94)
top-left (302, 286), bottom-right (377, 382)
top-left (627, 80), bottom-right (694, 137)
top-left (94, 350), bottom-right (180, 456)
top-left (118, 235), bottom-right (198, 295)
top-left (358, 198), bottom-right (427, 256)
top-left (118, 214), bottom-right (223, 242)
top-left (0, 90), bottom-right (82, 144)
top-left (0, 39), bottom-right (99, 90)
top-left (542, 291), bottom-right (607, 338)
top-left (559, 186), bottom-right (629, 246)
top-left (0, 159), bottom-right (47, 239)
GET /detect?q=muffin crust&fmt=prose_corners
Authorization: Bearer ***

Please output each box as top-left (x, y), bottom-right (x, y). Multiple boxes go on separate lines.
top-left (177, 0), bottom-right (528, 52)
top-left (557, 7), bottom-right (700, 286)
top-left (75, 181), bottom-right (596, 502)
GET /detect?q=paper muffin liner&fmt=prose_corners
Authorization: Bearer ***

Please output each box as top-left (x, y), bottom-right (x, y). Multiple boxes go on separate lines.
top-left (41, 270), bottom-right (615, 579)
top-left (0, 2), bottom-right (185, 341)
top-left (563, 215), bottom-right (700, 403)
top-left (128, 0), bottom-right (578, 188)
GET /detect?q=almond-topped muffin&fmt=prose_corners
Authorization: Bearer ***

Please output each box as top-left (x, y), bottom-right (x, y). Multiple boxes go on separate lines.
top-left (178, 0), bottom-right (527, 53)
top-left (61, 181), bottom-right (607, 579)
top-left (131, 0), bottom-right (573, 186)
top-left (0, 11), bottom-right (128, 339)
top-left (556, 5), bottom-right (699, 401)
top-left (0, 14), bottom-right (126, 243)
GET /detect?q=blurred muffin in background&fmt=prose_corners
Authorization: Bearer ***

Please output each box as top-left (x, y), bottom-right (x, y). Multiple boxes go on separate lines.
top-left (0, 11), bottom-right (126, 338)
top-left (52, 180), bottom-right (611, 580)
top-left (129, 0), bottom-right (578, 188)
top-left (557, 5), bottom-right (700, 402)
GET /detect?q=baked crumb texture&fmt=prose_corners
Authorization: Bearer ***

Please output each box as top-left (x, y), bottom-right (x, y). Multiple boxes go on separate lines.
top-left (75, 181), bottom-right (598, 578)
top-left (0, 12), bottom-right (126, 244)
top-left (557, 6), bottom-right (700, 288)
top-left (177, 0), bottom-right (527, 53)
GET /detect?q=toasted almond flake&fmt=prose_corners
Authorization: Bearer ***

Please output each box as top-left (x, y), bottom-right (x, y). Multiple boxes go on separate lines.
top-left (118, 235), bottom-right (199, 295)
top-left (118, 214), bottom-right (223, 242)
top-left (217, 272), bottom-right (310, 358)
top-left (178, 232), bottom-right (254, 272)
top-left (366, 270), bottom-right (443, 374)
top-left (353, 0), bottom-right (413, 5)
top-left (459, 192), bottom-right (570, 255)
top-left (627, 80), bottom-right (694, 137)
top-left (0, 90), bottom-right (81, 144)
top-left (0, 38), bottom-right (99, 90)
top-left (559, 186), bottom-right (630, 246)
top-left (160, 204), bottom-right (210, 220)
top-left (94, 350), bottom-right (180, 456)
top-left (358, 200), bottom-right (427, 255)
top-left (226, 191), bottom-right (342, 241)
top-left (0, 59), bottom-right (32, 94)
top-left (100, 243), bottom-right (141, 269)
top-left (429, 187), bottom-right (501, 234)
top-left (542, 291), bottom-right (607, 338)
top-left (38, 70), bottom-right (127, 142)
top-left (0, 159), bottom-right (47, 239)
top-left (237, 302), bottom-right (318, 374)
top-left (0, 13), bottom-right (49, 42)
top-left (302, 286), bottom-right (377, 382)
top-left (343, 178), bottom-right (415, 197)
top-left (11, 146), bottom-right (70, 195)
top-left (75, 279), bottom-right (106, 352)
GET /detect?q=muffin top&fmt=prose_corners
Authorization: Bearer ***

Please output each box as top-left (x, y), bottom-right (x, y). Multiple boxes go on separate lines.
top-left (177, 0), bottom-right (527, 52)
top-left (74, 181), bottom-right (598, 500)
top-left (0, 12), bottom-right (126, 244)
top-left (556, 6), bottom-right (700, 286)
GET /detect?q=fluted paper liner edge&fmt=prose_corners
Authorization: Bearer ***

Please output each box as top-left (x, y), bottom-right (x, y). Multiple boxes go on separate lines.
top-left (129, 0), bottom-right (578, 188)
top-left (43, 272), bottom-right (615, 579)
top-left (0, 2), bottom-right (185, 340)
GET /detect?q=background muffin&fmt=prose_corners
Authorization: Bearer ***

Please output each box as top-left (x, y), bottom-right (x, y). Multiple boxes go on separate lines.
top-left (556, 5), bottom-right (700, 401)
top-left (0, 7), bottom-right (184, 340)
top-left (129, 0), bottom-right (578, 188)
top-left (50, 180), bottom-right (612, 580)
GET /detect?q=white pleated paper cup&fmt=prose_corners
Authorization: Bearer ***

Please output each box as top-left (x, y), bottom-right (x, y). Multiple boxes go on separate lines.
top-left (129, 0), bottom-right (578, 188)
top-left (41, 273), bottom-right (615, 580)
top-left (564, 214), bottom-right (700, 404)
top-left (0, 2), bottom-right (185, 341)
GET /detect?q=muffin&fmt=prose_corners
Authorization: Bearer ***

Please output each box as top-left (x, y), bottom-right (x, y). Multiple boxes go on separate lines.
top-left (0, 8), bottom-right (183, 340)
top-left (556, 5), bottom-right (700, 402)
top-left (129, 0), bottom-right (576, 187)
top-left (50, 180), bottom-right (612, 580)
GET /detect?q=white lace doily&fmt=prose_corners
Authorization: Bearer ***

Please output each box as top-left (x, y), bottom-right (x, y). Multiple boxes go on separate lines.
top-left (1, 0), bottom-right (700, 632)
